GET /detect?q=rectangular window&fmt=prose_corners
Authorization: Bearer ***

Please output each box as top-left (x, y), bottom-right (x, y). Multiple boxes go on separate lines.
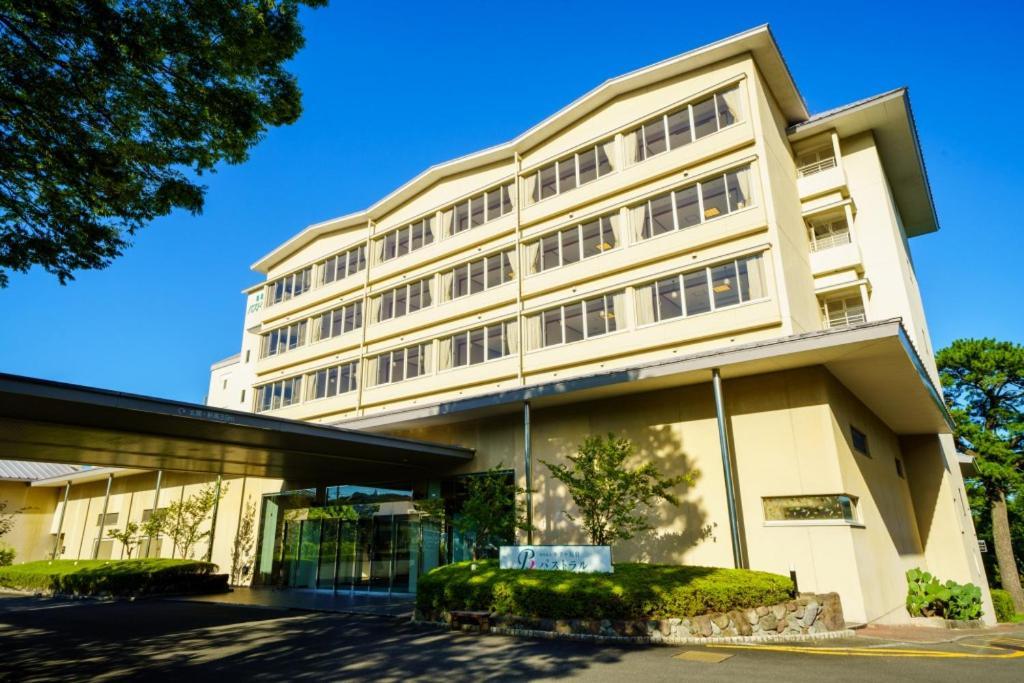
top-left (633, 165), bottom-right (753, 242)
top-left (638, 253), bottom-right (766, 325)
top-left (525, 138), bottom-right (615, 205)
top-left (261, 320), bottom-right (308, 358)
top-left (851, 426), bottom-right (870, 456)
top-left (763, 495), bottom-right (858, 524)
top-left (447, 251), bottom-right (514, 300)
top-left (822, 295), bottom-right (866, 328)
top-left (538, 292), bottom-right (622, 348)
top-left (372, 343), bottom-right (431, 386)
top-left (308, 360), bottom-right (359, 400)
top-left (627, 84), bottom-right (742, 166)
top-left (446, 320), bottom-right (514, 368)
top-left (96, 512), bottom-right (119, 526)
top-left (266, 267), bottom-right (312, 307)
top-left (380, 217), bottom-right (435, 263)
top-left (531, 212), bottom-right (619, 273)
top-left (255, 376), bottom-right (303, 412)
top-left (377, 278), bottom-right (433, 322)
top-left (444, 182), bottom-right (515, 237)
top-left (314, 301), bottom-right (363, 342)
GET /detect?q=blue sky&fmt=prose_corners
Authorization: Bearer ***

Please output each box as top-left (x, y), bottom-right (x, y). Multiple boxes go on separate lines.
top-left (2, 1), bottom-right (1022, 403)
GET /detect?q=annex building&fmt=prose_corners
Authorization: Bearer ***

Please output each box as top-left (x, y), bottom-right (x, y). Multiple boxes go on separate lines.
top-left (0, 26), bottom-right (993, 625)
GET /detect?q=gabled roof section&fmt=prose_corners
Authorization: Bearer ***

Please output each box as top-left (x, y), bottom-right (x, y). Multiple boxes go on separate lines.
top-left (251, 25), bottom-right (806, 274)
top-left (788, 88), bottom-right (939, 237)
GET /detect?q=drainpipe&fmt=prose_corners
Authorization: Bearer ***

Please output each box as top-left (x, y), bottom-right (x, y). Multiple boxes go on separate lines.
top-left (52, 481), bottom-right (71, 560)
top-left (712, 368), bottom-right (746, 569)
top-left (524, 400), bottom-right (534, 544)
top-left (206, 475), bottom-right (223, 563)
top-left (93, 473), bottom-right (114, 559)
top-left (148, 470), bottom-right (163, 558)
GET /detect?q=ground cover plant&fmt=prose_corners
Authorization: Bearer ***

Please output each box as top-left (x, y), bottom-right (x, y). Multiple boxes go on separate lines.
top-left (417, 560), bottom-right (793, 621)
top-left (0, 559), bottom-right (226, 597)
top-left (905, 568), bottom-right (983, 621)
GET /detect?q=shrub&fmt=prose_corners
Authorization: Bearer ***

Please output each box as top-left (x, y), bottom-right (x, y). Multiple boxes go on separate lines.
top-left (416, 560), bottom-right (793, 621)
top-left (991, 589), bottom-right (1017, 623)
top-left (0, 545), bottom-right (14, 567)
top-left (905, 568), bottom-right (982, 621)
top-left (0, 559), bottom-right (227, 597)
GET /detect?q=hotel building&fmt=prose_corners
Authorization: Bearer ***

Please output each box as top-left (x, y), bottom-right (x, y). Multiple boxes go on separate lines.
top-left (0, 26), bottom-right (992, 625)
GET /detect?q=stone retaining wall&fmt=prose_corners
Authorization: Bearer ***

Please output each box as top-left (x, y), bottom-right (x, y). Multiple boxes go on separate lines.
top-left (442, 593), bottom-right (845, 642)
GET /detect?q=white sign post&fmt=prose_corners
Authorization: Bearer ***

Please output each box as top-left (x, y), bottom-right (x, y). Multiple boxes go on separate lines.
top-left (499, 545), bottom-right (613, 573)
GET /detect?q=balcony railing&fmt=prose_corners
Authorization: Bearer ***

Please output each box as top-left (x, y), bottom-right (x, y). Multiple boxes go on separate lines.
top-left (825, 310), bottom-right (866, 329)
top-left (797, 156), bottom-right (837, 178)
top-left (808, 227), bottom-right (852, 252)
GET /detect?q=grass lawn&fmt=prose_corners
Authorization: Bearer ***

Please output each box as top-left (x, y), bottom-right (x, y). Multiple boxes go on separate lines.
top-left (417, 560), bottom-right (794, 621)
top-left (0, 559), bottom-right (226, 597)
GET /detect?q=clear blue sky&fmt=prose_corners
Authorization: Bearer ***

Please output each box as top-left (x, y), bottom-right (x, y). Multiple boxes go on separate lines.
top-left (2, 1), bottom-right (1022, 403)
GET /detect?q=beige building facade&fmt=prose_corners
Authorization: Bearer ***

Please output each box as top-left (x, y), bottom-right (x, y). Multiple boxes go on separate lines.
top-left (0, 26), bottom-right (991, 626)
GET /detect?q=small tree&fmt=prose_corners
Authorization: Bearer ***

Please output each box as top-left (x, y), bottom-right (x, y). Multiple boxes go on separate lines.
top-left (230, 497), bottom-right (257, 586)
top-left (159, 483), bottom-right (227, 560)
top-left (108, 521), bottom-right (140, 559)
top-left (453, 466), bottom-right (531, 560)
top-left (544, 434), bottom-right (693, 546)
top-left (0, 500), bottom-right (18, 540)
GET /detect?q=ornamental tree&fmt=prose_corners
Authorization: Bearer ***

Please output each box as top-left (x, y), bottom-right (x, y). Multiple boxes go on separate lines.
top-left (453, 466), bottom-right (531, 561)
top-left (0, 0), bottom-right (326, 287)
top-left (544, 434), bottom-right (693, 546)
top-left (937, 338), bottom-right (1024, 612)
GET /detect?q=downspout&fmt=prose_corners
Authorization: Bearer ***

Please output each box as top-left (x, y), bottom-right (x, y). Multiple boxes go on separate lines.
top-left (93, 473), bottom-right (114, 559)
top-left (712, 368), bottom-right (746, 568)
top-left (52, 481), bottom-right (71, 560)
top-left (148, 470), bottom-right (163, 557)
top-left (524, 400), bottom-right (534, 544)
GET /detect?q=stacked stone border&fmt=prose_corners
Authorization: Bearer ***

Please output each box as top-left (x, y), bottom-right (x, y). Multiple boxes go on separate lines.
top-left (419, 592), bottom-right (852, 645)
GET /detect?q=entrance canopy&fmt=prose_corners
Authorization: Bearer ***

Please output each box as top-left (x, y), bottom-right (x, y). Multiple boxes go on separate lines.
top-left (0, 373), bottom-right (473, 482)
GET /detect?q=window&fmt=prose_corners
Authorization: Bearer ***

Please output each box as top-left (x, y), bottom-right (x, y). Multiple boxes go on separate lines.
top-left (895, 458), bottom-right (905, 479)
top-left (796, 145), bottom-right (837, 177)
top-left (369, 343), bottom-right (432, 386)
top-left (95, 512), bottom-right (119, 526)
top-left (630, 166), bottom-right (753, 242)
top-left (763, 495), bottom-right (859, 524)
top-left (634, 253), bottom-right (767, 326)
top-left (376, 278), bottom-right (434, 322)
top-left (532, 292), bottom-right (624, 349)
top-left (821, 295), bottom-right (866, 328)
top-left (261, 320), bottom-right (308, 358)
top-left (240, 389), bottom-right (246, 403)
top-left (307, 360), bottom-right (360, 400)
top-left (312, 301), bottom-right (363, 342)
top-left (222, 379), bottom-right (227, 390)
top-left (140, 508), bottom-right (166, 523)
top-left (442, 320), bottom-right (517, 369)
top-left (851, 426), bottom-right (870, 456)
top-left (444, 251), bottom-right (515, 300)
top-left (528, 213), bottom-right (620, 274)
top-left (525, 138), bottom-right (615, 204)
top-left (379, 218), bottom-right (435, 263)
top-left (244, 350), bottom-right (250, 363)
top-left (266, 267), bottom-right (312, 307)
top-left (255, 376), bottom-right (303, 412)
top-left (441, 182), bottom-right (515, 237)
top-left (626, 84), bottom-right (742, 165)
top-left (320, 244), bottom-right (367, 284)
top-left (807, 217), bottom-right (851, 252)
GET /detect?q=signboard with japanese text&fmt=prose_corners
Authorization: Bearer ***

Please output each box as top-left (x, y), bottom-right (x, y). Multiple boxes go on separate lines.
top-left (499, 545), bottom-right (612, 573)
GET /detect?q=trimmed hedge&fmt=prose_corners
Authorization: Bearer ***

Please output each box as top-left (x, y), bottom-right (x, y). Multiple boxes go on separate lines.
top-left (417, 560), bottom-right (793, 621)
top-left (991, 589), bottom-right (1018, 623)
top-left (0, 559), bottom-right (227, 597)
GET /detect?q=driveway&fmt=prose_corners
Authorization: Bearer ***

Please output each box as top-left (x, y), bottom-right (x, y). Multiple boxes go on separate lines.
top-left (0, 594), bottom-right (1021, 681)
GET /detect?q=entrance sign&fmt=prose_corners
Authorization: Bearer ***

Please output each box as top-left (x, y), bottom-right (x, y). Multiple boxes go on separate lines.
top-left (500, 545), bottom-right (613, 573)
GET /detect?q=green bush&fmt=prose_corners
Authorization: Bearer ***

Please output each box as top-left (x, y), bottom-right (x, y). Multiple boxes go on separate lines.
top-left (0, 545), bottom-right (14, 567)
top-left (991, 589), bottom-right (1017, 623)
top-left (417, 561), bottom-right (794, 620)
top-left (906, 568), bottom-right (982, 621)
top-left (0, 559), bottom-right (227, 597)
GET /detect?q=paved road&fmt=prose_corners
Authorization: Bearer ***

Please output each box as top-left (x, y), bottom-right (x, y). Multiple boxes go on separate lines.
top-left (0, 594), bottom-right (1022, 681)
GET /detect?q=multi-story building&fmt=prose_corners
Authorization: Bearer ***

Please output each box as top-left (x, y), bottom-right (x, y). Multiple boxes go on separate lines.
top-left (0, 26), bottom-right (991, 625)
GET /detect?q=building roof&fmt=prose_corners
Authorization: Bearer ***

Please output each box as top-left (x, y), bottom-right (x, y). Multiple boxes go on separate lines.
top-left (210, 353), bottom-right (240, 372)
top-left (250, 24), bottom-right (805, 274)
top-left (0, 460), bottom-right (81, 482)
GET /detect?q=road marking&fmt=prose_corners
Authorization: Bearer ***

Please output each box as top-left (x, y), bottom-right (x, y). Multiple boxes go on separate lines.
top-left (673, 651), bottom-right (733, 663)
top-left (708, 643), bottom-right (1024, 659)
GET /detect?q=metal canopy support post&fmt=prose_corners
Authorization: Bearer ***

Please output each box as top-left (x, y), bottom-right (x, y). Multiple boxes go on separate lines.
top-left (524, 400), bottom-right (534, 544)
top-left (147, 470), bottom-right (163, 558)
top-left (712, 368), bottom-right (746, 569)
top-left (52, 481), bottom-right (71, 559)
top-left (93, 473), bottom-right (114, 559)
top-left (206, 475), bottom-right (223, 563)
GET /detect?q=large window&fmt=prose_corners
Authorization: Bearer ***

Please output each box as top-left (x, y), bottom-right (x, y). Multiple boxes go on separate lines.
top-left (379, 217), bottom-right (435, 263)
top-left (626, 84), bottom-right (742, 165)
top-left (441, 182), bottom-right (515, 237)
top-left (375, 277), bottom-right (434, 322)
top-left (307, 360), bottom-right (359, 400)
top-left (261, 320), bottom-right (308, 358)
top-left (443, 250), bottom-right (515, 301)
top-left (440, 320), bottom-right (518, 370)
top-left (525, 139), bottom-right (616, 204)
top-left (266, 267), bottom-right (312, 307)
top-left (634, 253), bottom-right (767, 325)
top-left (528, 213), bottom-right (620, 274)
top-left (312, 301), bottom-right (363, 342)
top-left (629, 166), bottom-right (752, 242)
top-left (320, 245), bottom-right (366, 285)
top-left (763, 495), bottom-right (859, 524)
top-left (369, 342), bottom-right (432, 386)
top-left (526, 291), bottom-right (625, 350)
top-left (255, 376), bottom-right (303, 412)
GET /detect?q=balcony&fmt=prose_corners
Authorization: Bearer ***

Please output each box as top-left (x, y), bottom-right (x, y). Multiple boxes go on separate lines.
top-left (807, 218), bottom-right (862, 276)
top-left (796, 150), bottom-right (847, 201)
top-left (821, 295), bottom-right (866, 329)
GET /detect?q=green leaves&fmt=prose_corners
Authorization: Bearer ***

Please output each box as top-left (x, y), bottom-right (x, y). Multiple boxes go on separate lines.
top-left (905, 568), bottom-right (983, 621)
top-left (0, 0), bottom-right (326, 286)
top-left (544, 434), bottom-right (693, 546)
top-left (452, 466), bottom-right (531, 560)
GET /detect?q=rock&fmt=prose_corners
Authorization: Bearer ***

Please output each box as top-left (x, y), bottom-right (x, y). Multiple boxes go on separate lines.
top-left (786, 601), bottom-right (798, 613)
top-left (730, 611), bottom-right (753, 636)
top-left (712, 613), bottom-right (730, 629)
top-left (744, 608), bottom-right (759, 625)
top-left (722, 626), bottom-right (737, 637)
top-left (802, 602), bottom-right (820, 628)
top-left (794, 604), bottom-right (805, 619)
top-left (760, 613), bottom-right (777, 631)
top-left (771, 604), bottom-right (787, 620)
top-left (776, 618), bottom-right (787, 633)
top-left (693, 615), bottom-right (713, 637)
top-left (756, 606), bottom-right (769, 617)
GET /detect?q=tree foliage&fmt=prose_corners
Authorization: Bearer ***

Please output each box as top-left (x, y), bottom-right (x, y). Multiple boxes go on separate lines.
top-left (0, 500), bottom-right (18, 539)
top-left (229, 496), bottom-right (256, 586)
top-left (0, 0), bottom-right (326, 287)
top-left (107, 520), bottom-right (140, 558)
top-left (453, 466), bottom-right (530, 561)
top-left (937, 338), bottom-right (1024, 610)
top-left (151, 482), bottom-right (226, 560)
top-left (544, 434), bottom-right (692, 546)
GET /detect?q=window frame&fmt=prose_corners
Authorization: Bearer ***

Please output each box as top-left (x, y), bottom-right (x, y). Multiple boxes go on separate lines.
top-left (634, 165), bottom-right (755, 243)
top-left (372, 342), bottom-right (432, 386)
top-left (762, 494), bottom-right (862, 527)
top-left (538, 292), bottom-right (622, 349)
top-left (526, 138), bottom-right (616, 205)
top-left (377, 277), bottom-right (434, 322)
top-left (445, 320), bottom-right (514, 370)
top-left (629, 83), bottom-right (743, 165)
top-left (447, 250), bottom-right (515, 301)
top-left (530, 213), bottom-right (620, 274)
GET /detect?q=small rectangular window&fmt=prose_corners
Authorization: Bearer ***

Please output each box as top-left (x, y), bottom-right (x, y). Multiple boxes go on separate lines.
top-left (763, 495), bottom-right (858, 523)
top-left (561, 226), bottom-right (581, 264)
top-left (577, 147), bottom-right (598, 184)
top-left (851, 426), bottom-right (870, 455)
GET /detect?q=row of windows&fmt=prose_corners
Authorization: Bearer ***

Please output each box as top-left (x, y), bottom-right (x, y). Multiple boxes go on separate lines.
top-left (626, 84), bottom-right (741, 165)
top-left (261, 301), bottom-right (363, 359)
top-left (308, 360), bottom-right (360, 401)
top-left (262, 320), bottom-right (308, 358)
top-left (447, 250), bottom-right (515, 300)
top-left (635, 254), bottom-right (766, 325)
top-left (631, 165), bottom-right (752, 241)
top-left (530, 214), bottom-right (619, 274)
top-left (321, 244), bottom-right (367, 286)
top-left (267, 267), bottom-right (312, 307)
top-left (256, 376), bottom-right (304, 412)
top-left (525, 139), bottom-right (616, 205)
top-left (368, 342), bottom-right (432, 387)
top-left (439, 320), bottom-right (518, 371)
top-left (378, 277), bottom-right (434, 322)
top-left (535, 293), bottom-right (622, 348)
